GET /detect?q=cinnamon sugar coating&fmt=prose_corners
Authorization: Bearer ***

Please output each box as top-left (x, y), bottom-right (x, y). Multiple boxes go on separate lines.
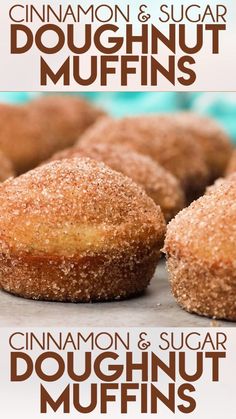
top-left (225, 149), bottom-right (236, 176)
top-left (0, 103), bottom-right (45, 174)
top-left (0, 150), bottom-right (15, 181)
top-left (0, 158), bottom-right (166, 302)
top-left (30, 95), bottom-right (105, 153)
top-left (47, 143), bottom-right (185, 222)
top-left (78, 115), bottom-right (209, 202)
top-left (173, 112), bottom-right (233, 181)
top-left (164, 174), bottom-right (236, 320)
top-left (0, 96), bottom-right (105, 174)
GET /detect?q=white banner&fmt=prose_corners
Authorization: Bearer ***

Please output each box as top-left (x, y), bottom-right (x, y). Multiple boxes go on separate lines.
top-left (0, 327), bottom-right (235, 418)
top-left (0, 0), bottom-right (235, 91)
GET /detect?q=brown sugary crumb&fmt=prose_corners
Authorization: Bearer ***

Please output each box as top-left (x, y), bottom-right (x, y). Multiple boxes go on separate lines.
top-left (30, 95), bottom-right (106, 151)
top-left (46, 142), bottom-right (185, 222)
top-left (164, 174), bottom-right (236, 321)
top-left (173, 112), bottom-right (233, 181)
top-left (0, 150), bottom-right (15, 181)
top-left (0, 103), bottom-right (44, 174)
top-left (0, 96), bottom-right (105, 174)
top-left (225, 149), bottom-right (236, 176)
top-left (78, 114), bottom-right (209, 202)
top-left (0, 157), bottom-right (166, 302)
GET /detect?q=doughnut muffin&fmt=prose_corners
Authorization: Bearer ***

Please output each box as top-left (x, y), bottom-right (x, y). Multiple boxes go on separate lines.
top-left (30, 95), bottom-right (106, 151)
top-left (47, 143), bottom-right (185, 221)
top-left (0, 96), bottom-right (105, 174)
top-left (173, 112), bottom-right (233, 181)
top-left (0, 103), bottom-right (46, 174)
top-left (0, 158), bottom-right (166, 302)
top-left (164, 174), bottom-right (236, 320)
top-left (225, 149), bottom-right (236, 176)
top-left (0, 150), bottom-right (15, 181)
top-left (79, 115), bottom-right (209, 202)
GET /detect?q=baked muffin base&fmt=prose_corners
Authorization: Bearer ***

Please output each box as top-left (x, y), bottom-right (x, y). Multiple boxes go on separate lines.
top-left (166, 255), bottom-right (236, 321)
top-left (0, 245), bottom-right (161, 302)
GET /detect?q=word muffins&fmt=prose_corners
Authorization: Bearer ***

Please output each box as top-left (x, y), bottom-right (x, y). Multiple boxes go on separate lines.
top-left (164, 175), bottom-right (236, 320)
top-left (0, 158), bottom-right (166, 302)
top-left (48, 143), bottom-right (185, 222)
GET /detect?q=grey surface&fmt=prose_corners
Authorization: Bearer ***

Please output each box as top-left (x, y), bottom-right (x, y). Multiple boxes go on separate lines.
top-left (0, 262), bottom-right (233, 327)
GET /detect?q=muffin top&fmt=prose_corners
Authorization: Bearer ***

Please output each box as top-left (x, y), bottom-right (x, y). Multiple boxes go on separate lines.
top-left (0, 157), bottom-right (166, 257)
top-left (79, 114), bottom-right (209, 192)
top-left (0, 103), bottom-right (45, 173)
top-left (48, 142), bottom-right (185, 221)
top-left (30, 95), bottom-right (106, 143)
top-left (173, 112), bottom-right (233, 179)
top-left (165, 174), bottom-right (236, 265)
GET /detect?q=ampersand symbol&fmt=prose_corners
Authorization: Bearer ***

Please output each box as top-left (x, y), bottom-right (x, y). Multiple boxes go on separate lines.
top-left (138, 332), bottom-right (151, 350)
top-left (138, 5), bottom-right (151, 22)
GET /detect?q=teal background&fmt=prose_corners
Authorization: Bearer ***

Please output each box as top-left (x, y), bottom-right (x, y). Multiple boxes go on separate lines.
top-left (0, 92), bottom-right (235, 142)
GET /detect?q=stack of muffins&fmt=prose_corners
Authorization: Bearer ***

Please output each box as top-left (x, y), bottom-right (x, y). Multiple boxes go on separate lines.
top-left (0, 94), bottom-right (235, 321)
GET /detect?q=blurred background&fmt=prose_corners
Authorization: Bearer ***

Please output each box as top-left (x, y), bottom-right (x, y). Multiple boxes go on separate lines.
top-left (0, 92), bottom-right (235, 142)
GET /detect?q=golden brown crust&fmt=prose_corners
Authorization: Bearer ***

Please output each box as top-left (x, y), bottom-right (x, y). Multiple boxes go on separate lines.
top-left (0, 158), bottom-right (166, 302)
top-left (166, 256), bottom-right (236, 321)
top-left (225, 149), bottom-right (236, 176)
top-left (173, 112), bottom-right (233, 181)
top-left (0, 96), bottom-right (105, 174)
top-left (30, 95), bottom-right (106, 151)
top-left (47, 143), bottom-right (185, 222)
top-left (164, 176), bottom-right (236, 320)
top-left (0, 103), bottom-right (45, 174)
top-left (79, 115), bottom-right (209, 202)
top-left (0, 150), bottom-right (15, 181)
top-left (0, 246), bottom-right (160, 302)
